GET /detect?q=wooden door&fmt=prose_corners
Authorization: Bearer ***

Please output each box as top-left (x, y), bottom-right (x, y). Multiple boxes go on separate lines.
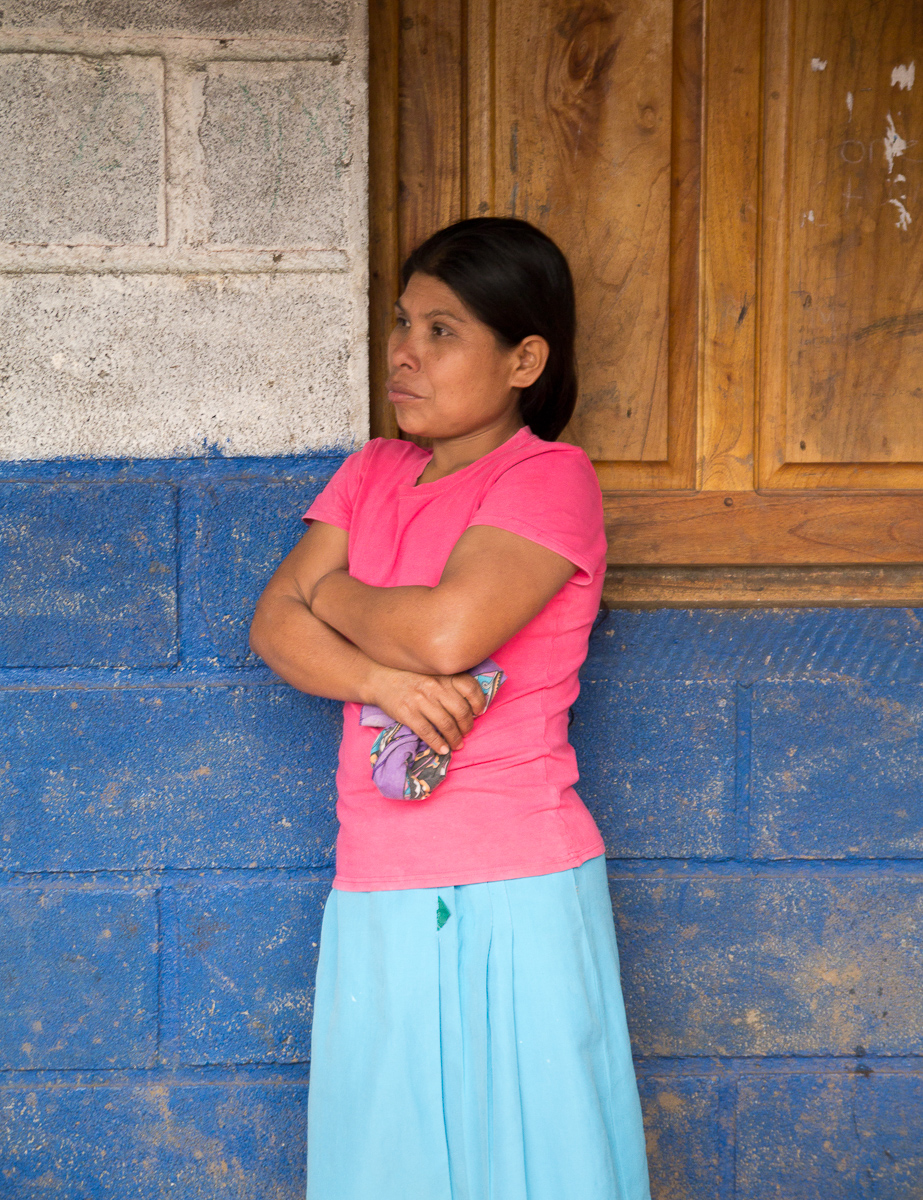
top-left (369, 0), bottom-right (923, 605)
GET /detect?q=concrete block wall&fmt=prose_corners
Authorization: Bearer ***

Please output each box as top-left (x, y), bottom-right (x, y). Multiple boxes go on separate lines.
top-left (0, 456), bottom-right (343, 1196)
top-left (0, 2), bottom-right (366, 1195)
top-left (574, 609), bottom-right (923, 1197)
top-left (0, 2), bottom-right (367, 460)
top-left (4, 453), bottom-right (923, 1195)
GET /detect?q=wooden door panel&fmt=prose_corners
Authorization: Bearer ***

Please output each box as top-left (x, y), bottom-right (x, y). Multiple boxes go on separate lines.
top-left (379, 0), bottom-right (704, 489)
top-left (398, 0), bottom-right (465, 250)
top-left (697, 0), bottom-right (760, 493)
top-left (371, 0), bottom-right (923, 599)
top-left (604, 492), bottom-right (923, 564)
top-left (760, 0), bottom-right (923, 488)
top-left (603, 563), bottom-right (923, 606)
top-left (485, 0), bottom-right (675, 466)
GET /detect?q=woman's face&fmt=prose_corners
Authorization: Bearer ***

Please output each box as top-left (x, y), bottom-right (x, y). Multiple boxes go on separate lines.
top-left (386, 272), bottom-right (547, 440)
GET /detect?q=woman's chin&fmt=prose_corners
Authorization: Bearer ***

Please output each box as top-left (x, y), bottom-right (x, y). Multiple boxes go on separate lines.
top-left (393, 409), bottom-right (438, 439)
top-left (392, 405), bottom-right (486, 442)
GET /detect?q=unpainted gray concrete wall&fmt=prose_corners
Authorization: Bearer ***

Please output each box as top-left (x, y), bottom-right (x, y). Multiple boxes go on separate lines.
top-left (0, 0), bottom-right (368, 458)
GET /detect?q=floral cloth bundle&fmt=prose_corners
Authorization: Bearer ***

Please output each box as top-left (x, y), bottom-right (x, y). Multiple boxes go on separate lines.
top-left (359, 659), bottom-right (506, 800)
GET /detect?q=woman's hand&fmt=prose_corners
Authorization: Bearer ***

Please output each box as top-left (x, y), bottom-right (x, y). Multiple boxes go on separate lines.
top-left (365, 663), bottom-right (487, 755)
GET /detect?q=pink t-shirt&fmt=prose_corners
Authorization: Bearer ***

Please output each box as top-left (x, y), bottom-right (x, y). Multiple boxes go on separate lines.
top-left (303, 425), bottom-right (607, 891)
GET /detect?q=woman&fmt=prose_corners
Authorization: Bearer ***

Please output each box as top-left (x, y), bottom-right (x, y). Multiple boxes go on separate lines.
top-left (250, 217), bottom-right (651, 1200)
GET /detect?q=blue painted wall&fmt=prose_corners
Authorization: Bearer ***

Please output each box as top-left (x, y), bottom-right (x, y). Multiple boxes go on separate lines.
top-left (2, 454), bottom-right (922, 1197)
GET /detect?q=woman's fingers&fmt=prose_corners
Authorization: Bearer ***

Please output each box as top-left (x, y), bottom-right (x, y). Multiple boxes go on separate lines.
top-left (450, 671), bottom-right (487, 716)
top-left (369, 669), bottom-right (490, 756)
top-left (404, 711), bottom-right (454, 756)
top-left (368, 669), bottom-right (454, 753)
top-left (403, 700), bottom-right (464, 754)
top-left (420, 688), bottom-right (472, 750)
top-left (431, 676), bottom-right (481, 737)
top-left (401, 676), bottom-right (480, 753)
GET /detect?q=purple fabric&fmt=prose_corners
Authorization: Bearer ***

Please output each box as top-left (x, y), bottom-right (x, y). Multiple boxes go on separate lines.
top-left (359, 659), bottom-right (506, 800)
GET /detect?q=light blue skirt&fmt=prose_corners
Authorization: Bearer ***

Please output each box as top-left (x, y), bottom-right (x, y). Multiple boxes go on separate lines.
top-left (306, 855), bottom-right (651, 1200)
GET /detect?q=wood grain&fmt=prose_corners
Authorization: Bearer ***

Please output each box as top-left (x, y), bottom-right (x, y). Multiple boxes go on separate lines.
top-left (603, 564), bottom-right (923, 606)
top-left (487, 0), bottom-right (675, 465)
top-left (697, 0), bottom-right (760, 491)
top-left (759, 0), bottom-right (923, 487)
top-left (398, 0), bottom-right (465, 253)
top-left (370, 0), bottom-right (923, 600)
top-left (604, 491), bottom-right (923, 563)
top-left (659, 0), bottom-right (703, 493)
top-left (596, 0), bottom-right (704, 492)
top-left (464, 0), bottom-right (495, 216)
top-left (369, 0), bottom-right (402, 439)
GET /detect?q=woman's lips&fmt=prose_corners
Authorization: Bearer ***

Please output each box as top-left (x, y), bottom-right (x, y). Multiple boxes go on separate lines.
top-left (387, 385), bottom-right (425, 402)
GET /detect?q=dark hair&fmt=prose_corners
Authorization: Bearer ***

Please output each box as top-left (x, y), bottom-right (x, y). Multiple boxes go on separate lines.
top-left (401, 217), bottom-right (577, 441)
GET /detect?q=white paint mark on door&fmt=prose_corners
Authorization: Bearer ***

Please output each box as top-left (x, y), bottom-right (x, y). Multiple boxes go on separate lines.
top-left (811, 58), bottom-right (827, 72)
top-left (891, 62), bottom-right (915, 91)
top-left (884, 113), bottom-right (907, 174)
top-left (888, 198), bottom-right (912, 231)
top-left (846, 92), bottom-right (853, 118)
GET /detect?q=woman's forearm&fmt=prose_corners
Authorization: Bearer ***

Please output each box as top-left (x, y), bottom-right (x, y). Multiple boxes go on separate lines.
top-left (309, 570), bottom-right (463, 675)
top-left (306, 526), bottom-right (578, 677)
top-left (250, 588), bottom-right (488, 755)
top-left (249, 591), bottom-right (386, 703)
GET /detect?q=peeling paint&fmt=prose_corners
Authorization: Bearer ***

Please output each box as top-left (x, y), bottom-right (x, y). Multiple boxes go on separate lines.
top-left (883, 112), bottom-right (906, 175)
top-left (891, 62), bottom-right (915, 91)
top-left (888, 197), bottom-right (912, 231)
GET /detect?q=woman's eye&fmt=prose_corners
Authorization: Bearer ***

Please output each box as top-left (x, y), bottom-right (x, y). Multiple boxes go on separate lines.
top-left (395, 315), bottom-right (409, 328)
top-left (432, 324), bottom-right (450, 337)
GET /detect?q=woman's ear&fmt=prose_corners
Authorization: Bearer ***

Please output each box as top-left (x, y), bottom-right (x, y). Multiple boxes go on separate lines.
top-left (510, 335), bottom-right (550, 388)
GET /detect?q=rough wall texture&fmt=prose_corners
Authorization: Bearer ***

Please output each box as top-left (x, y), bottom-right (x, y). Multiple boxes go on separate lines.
top-left (3, 451), bottom-right (923, 1196)
top-left (3, 3), bottom-right (923, 1198)
top-left (0, 2), bottom-right (367, 459)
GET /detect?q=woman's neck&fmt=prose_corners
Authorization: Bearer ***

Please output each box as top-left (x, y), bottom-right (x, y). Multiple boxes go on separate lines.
top-left (418, 414), bottom-right (526, 484)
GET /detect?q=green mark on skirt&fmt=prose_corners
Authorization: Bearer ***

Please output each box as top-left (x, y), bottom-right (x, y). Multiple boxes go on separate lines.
top-left (436, 896), bottom-right (451, 931)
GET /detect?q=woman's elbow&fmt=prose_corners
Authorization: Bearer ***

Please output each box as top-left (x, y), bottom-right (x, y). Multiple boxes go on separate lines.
top-left (248, 623), bottom-right (266, 662)
top-left (417, 628), bottom-right (485, 677)
top-left (248, 602), bottom-right (274, 663)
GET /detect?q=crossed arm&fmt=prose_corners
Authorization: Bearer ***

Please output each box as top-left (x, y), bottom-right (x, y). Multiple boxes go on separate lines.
top-left (249, 519), bottom-right (576, 754)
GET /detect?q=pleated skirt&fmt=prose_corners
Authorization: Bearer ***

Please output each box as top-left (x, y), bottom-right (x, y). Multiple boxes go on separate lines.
top-left (306, 854), bottom-right (651, 1200)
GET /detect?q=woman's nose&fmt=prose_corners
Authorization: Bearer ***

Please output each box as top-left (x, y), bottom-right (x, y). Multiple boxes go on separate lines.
top-left (389, 328), bottom-right (421, 371)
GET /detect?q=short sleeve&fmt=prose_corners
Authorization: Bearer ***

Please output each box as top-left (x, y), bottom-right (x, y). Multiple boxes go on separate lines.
top-left (302, 443), bottom-right (370, 531)
top-left (466, 447), bottom-right (606, 585)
